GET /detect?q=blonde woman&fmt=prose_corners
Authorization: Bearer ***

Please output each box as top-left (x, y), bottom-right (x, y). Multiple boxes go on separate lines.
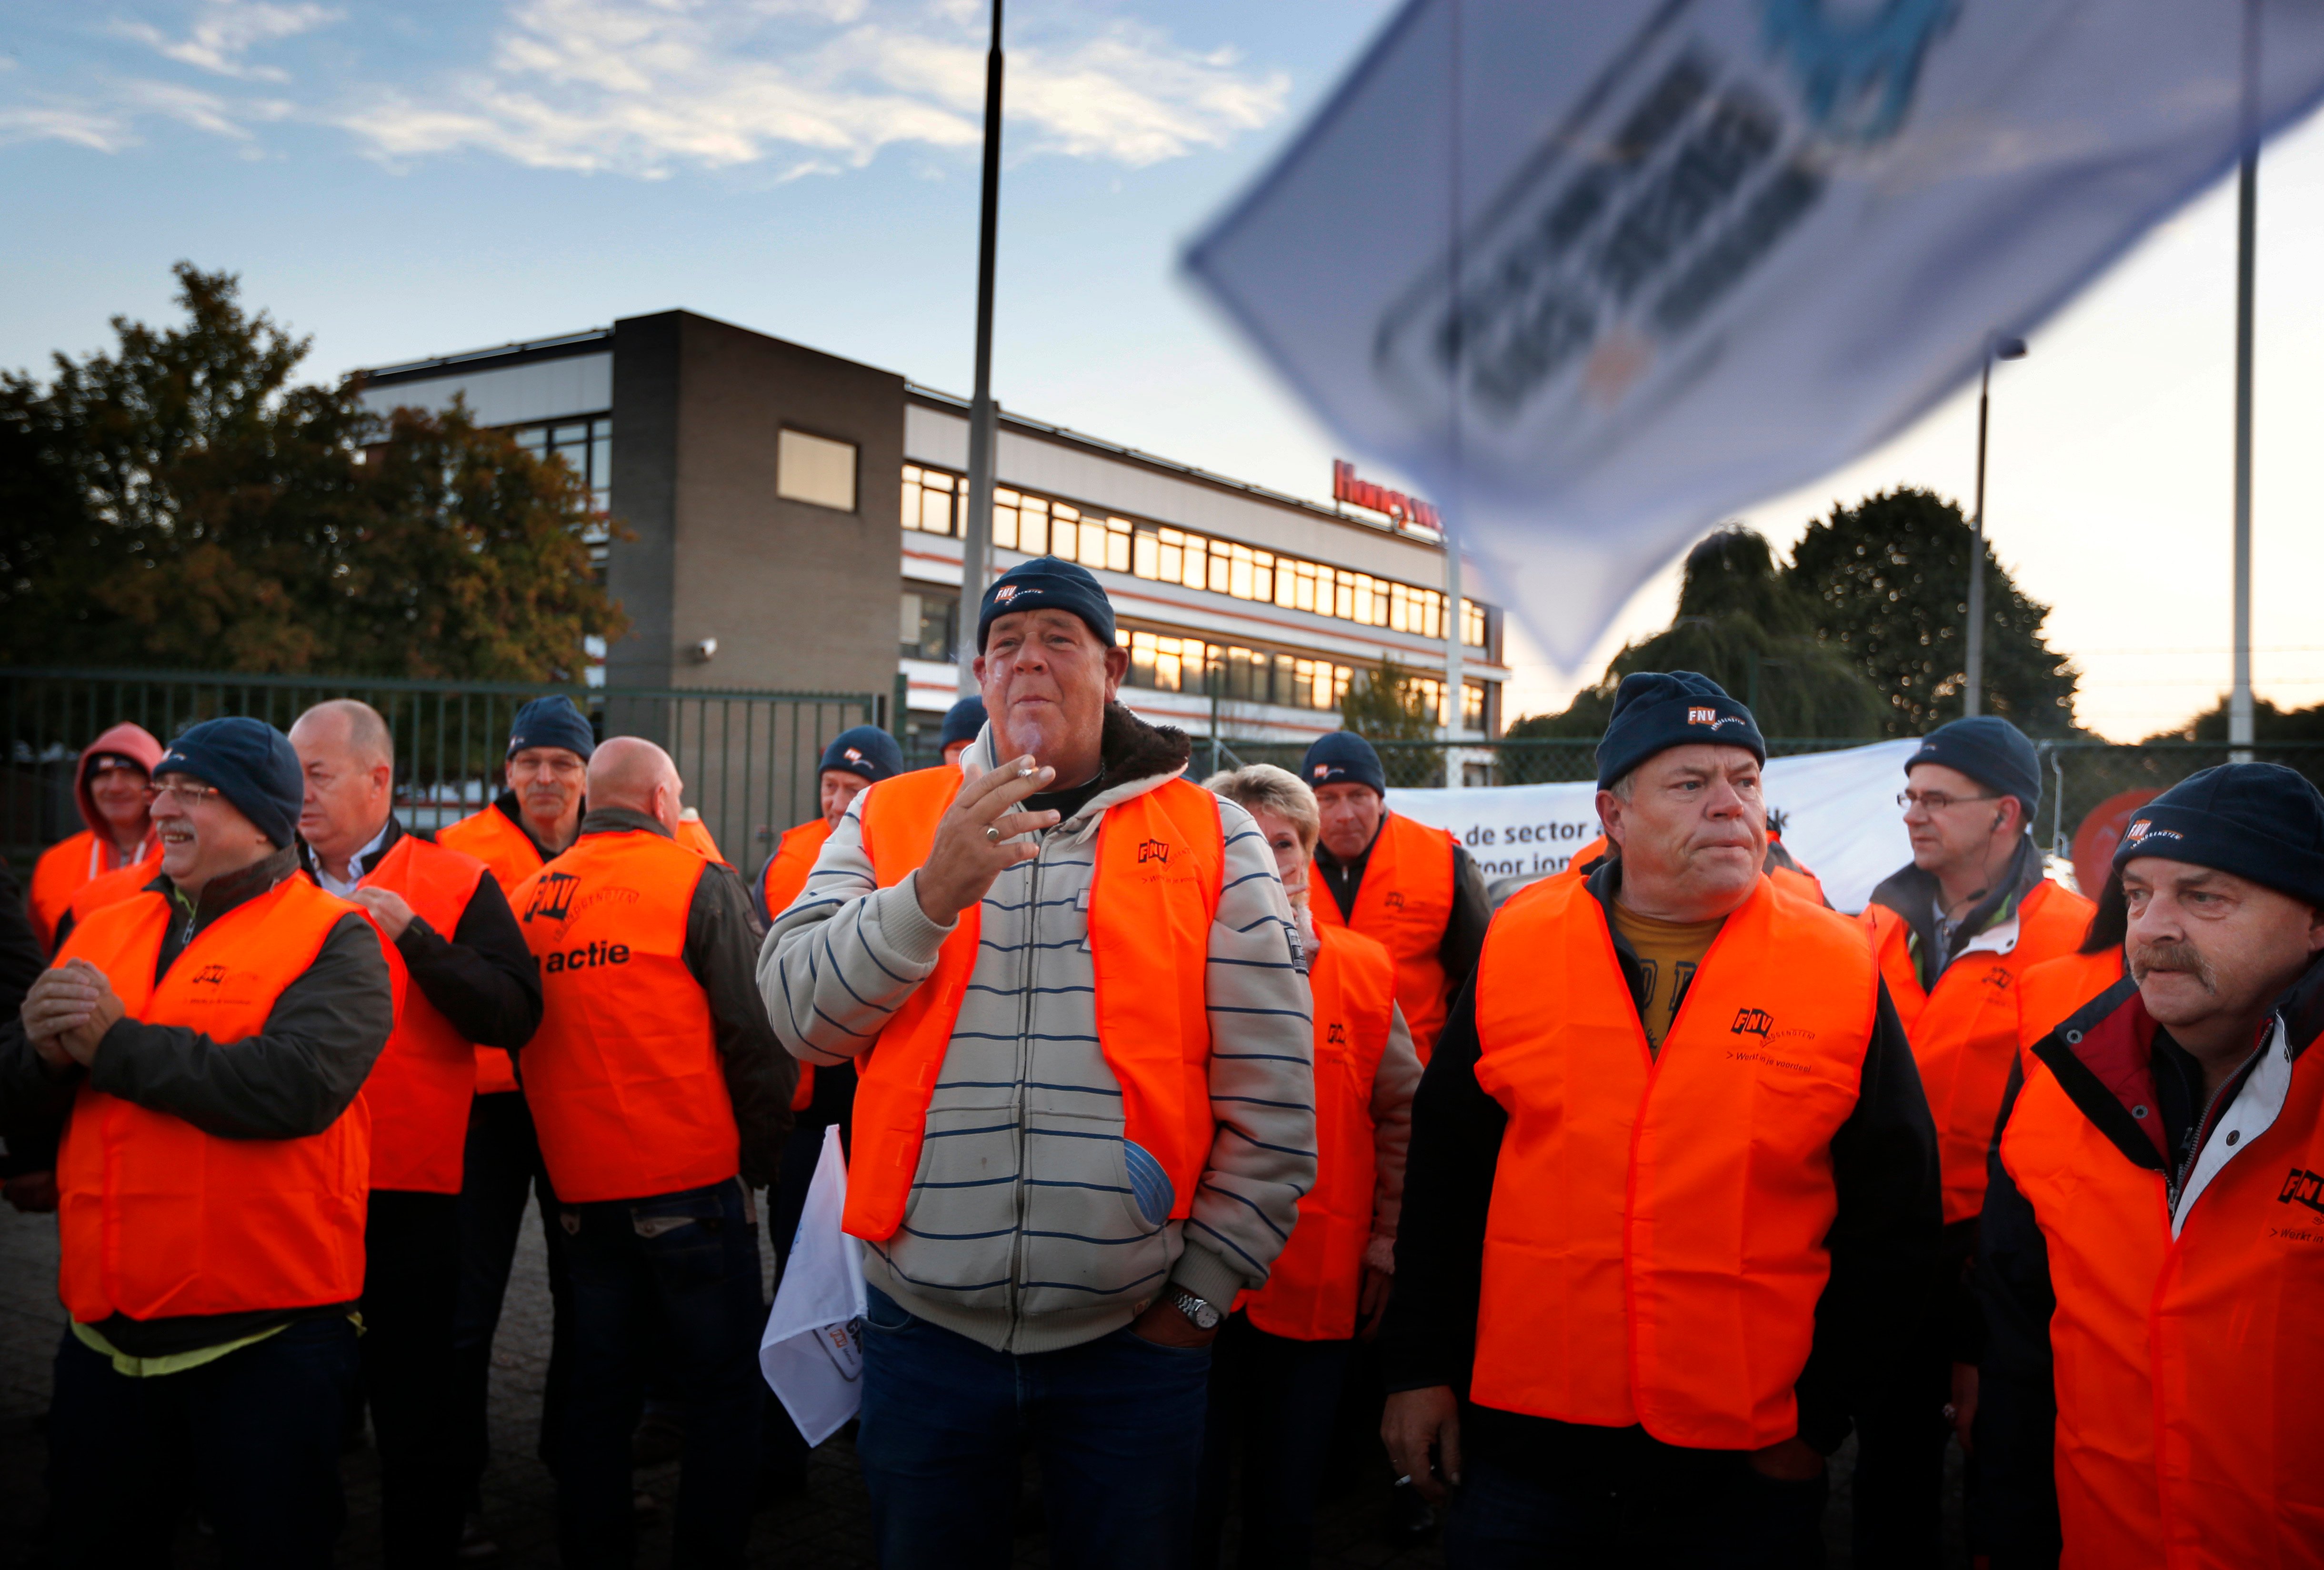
top-left (1197, 765), bottom-right (1422, 1568)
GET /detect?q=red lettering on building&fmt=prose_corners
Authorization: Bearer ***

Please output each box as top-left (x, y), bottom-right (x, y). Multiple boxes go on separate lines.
top-left (1332, 460), bottom-right (1441, 533)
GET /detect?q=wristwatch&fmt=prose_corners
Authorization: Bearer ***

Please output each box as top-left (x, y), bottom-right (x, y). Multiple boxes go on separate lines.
top-left (1169, 1288), bottom-right (1222, 1332)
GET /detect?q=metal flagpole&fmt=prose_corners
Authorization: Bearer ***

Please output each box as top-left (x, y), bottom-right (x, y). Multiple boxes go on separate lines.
top-left (958, 0), bottom-right (1005, 698)
top-left (2230, 0), bottom-right (2260, 761)
top-left (1964, 334), bottom-right (2026, 719)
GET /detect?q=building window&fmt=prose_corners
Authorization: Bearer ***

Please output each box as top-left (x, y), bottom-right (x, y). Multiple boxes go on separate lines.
top-left (1463, 599), bottom-right (1488, 650)
top-left (901, 588), bottom-right (957, 663)
top-left (1118, 628), bottom-right (1353, 714)
top-left (511, 415), bottom-right (614, 582)
top-left (778, 429), bottom-right (859, 513)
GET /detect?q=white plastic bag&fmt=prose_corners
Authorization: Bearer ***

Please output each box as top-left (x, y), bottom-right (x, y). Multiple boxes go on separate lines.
top-left (758, 1123), bottom-right (869, 1446)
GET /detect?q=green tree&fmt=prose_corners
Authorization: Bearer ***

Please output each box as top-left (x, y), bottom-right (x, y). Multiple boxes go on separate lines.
top-left (1787, 487), bottom-right (2077, 736)
top-left (1507, 528), bottom-right (1886, 740)
top-left (0, 264), bottom-right (624, 679)
top-left (1340, 655), bottom-right (1442, 740)
top-left (2147, 697), bottom-right (2324, 745)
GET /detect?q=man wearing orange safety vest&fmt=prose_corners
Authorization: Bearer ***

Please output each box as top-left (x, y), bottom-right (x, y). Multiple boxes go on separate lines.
top-left (1857, 717), bottom-right (2093, 1568)
top-left (0, 717), bottom-right (398, 1564)
top-left (1557, 811), bottom-right (1824, 903)
top-left (436, 694), bottom-right (591, 1545)
top-left (28, 721), bottom-right (165, 953)
top-left (1381, 671), bottom-right (1939, 1564)
top-left (761, 557), bottom-right (1314, 1569)
top-left (754, 724), bottom-right (904, 925)
top-left (1974, 763), bottom-right (2324, 1568)
top-left (290, 700), bottom-right (543, 1568)
top-left (1302, 731), bottom-right (1490, 1063)
top-left (513, 735), bottom-right (794, 1570)
top-left (1196, 763), bottom-right (1420, 1569)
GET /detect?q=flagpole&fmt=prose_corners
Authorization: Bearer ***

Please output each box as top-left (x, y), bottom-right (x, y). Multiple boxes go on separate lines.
top-left (958, 0), bottom-right (1004, 698)
top-left (2230, 0), bottom-right (2260, 761)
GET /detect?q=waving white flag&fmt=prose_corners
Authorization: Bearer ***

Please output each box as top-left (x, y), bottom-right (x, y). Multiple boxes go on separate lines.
top-left (1187, 0), bottom-right (2324, 667)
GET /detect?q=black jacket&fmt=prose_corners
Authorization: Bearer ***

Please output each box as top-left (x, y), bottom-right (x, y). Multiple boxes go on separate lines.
top-left (1377, 860), bottom-right (1942, 1466)
top-left (561, 809), bottom-right (796, 1190)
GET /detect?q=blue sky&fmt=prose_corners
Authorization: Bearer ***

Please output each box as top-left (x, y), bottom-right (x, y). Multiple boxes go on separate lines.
top-left (7, 0), bottom-right (2324, 738)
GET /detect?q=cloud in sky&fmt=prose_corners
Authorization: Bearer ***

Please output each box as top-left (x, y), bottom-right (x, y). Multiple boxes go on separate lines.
top-left (5, 0), bottom-right (1288, 174)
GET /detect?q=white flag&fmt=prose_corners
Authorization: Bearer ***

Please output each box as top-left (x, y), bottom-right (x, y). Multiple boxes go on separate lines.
top-left (1186, 0), bottom-right (2324, 667)
top-left (759, 1124), bottom-right (868, 1448)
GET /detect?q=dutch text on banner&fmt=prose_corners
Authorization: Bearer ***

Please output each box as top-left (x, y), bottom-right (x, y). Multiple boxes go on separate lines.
top-left (1186, 0), bottom-right (2324, 668)
top-left (759, 1124), bottom-right (867, 1447)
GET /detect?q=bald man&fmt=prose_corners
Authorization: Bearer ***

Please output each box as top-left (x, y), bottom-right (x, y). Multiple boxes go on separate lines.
top-left (510, 737), bottom-right (795, 1570)
top-left (290, 699), bottom-right (543, 1568)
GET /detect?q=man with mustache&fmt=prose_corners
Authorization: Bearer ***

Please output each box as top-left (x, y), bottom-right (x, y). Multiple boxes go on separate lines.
top-left (1380, 671), bottom-right (1940, 1565)
top-left (1973, 762), bottom-right (2324, 1568)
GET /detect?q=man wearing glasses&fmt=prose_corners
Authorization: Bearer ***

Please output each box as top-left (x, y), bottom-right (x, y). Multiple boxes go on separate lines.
top-left (1854, 715), bottom-right (2094, 1568)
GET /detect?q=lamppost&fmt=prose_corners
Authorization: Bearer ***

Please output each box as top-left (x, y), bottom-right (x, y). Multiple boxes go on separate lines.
top-left (1963, 334), bottom-right (2028, 718)
top-left (957, 0), bottom-right (1005, 697)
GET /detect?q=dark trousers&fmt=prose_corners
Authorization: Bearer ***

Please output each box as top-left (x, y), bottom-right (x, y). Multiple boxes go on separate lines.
top-left (1850, 1220), bottom-right (1973, 1570)
top-left (364, 1189), bottom-right (464, 1568)
top-left (1443, 1428), bottom-right (1826, 1570)
top-left (451, 1089), bottom-right (571, 1496)
top-left (44, 1315), bottom-right (361, 1568)
top-left (855, 1285), bottom-right (1213, 1570)
top-left (1195, 1312), bottom-right (1353, 1569)
top-left (557, 1178), bottom-right (766, 1570)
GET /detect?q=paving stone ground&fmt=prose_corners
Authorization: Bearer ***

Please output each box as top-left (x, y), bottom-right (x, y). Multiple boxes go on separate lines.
top-left (1, 1201), bottom-right (1952, 1566)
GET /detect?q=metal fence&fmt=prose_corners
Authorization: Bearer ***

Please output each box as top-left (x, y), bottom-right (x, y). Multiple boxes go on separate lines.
top-left (2, 668), bottom-right (882, 876)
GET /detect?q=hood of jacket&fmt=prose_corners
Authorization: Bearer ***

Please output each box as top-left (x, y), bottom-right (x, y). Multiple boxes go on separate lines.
top-left (76, 721), bottom-right (165, 841)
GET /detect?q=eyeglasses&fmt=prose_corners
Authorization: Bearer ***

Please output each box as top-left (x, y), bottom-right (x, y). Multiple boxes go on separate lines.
top-left (1897, 789), bottom-right (2003, 813)
top-left (143, 782), bottom-right (225, 809)
top-left (509, 757), bottom-right (585, 779)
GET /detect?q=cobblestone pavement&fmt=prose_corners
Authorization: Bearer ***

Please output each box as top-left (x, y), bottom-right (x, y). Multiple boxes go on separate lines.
top-left (1, 1200), bottom-right (1946, 1567)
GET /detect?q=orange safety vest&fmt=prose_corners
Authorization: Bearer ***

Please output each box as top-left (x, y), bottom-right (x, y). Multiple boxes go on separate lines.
top-left (2015, 947), bottom-right (2124, 1069)
top-left (1552, 833), bottom-right (1613, 884)
top-left (1241, 922), bottom-right (1394, 1342)
top-left (2002, 997), bottom-right (2324, 1569)
top-left (675, 814), bottom-right (725, 865)
top-left (761, 817), bottom-right (837, 1110)
top-left (1312, 811), bottom-right (1456, 1062)
top-left (512, 829), bottom-right (736, 1204)
top-left (439, 805), bottom-right (554, 1096)
top-left (356, 834), bottom-right (489, 1193)
top-left (1558, 834), bottom-right (1822, 905)
top-left (63, 851), bottom-right (165, 934)
top-left (1865, 877), bottom-right (2094, 1224)
top-left (1471, 874), bottom-right (1877, 1449)
top-left (53, 879), bottom-right (382, 1324)
top-left (31, 829), bottom-right (157, 954)
top-left (848, 766), bottom-right (1225, 1244)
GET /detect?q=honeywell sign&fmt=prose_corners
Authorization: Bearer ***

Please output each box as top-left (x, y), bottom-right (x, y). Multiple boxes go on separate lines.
top-left (1332, 460), bottom-right (1440, 533)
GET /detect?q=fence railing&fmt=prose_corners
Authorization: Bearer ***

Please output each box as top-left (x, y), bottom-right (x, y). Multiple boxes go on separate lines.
top-left (2, 668), bottom-right (882, 876)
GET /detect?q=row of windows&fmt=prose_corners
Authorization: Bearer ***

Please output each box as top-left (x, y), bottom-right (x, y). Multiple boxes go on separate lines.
top-left (1122, 629), bottom-right (1486, 726)
top-left (902, 465), bottom-right (1489, 649)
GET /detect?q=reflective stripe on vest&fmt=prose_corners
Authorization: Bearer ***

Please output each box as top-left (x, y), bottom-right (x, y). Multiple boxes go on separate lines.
top-left (1311, 811), bottom-right (1455, 1062)
top-left (849, 766), bottom-right (1225, 1245)
top-left (1865, 878), bottom-right (2094, 1224)
top-left (2001, 1017), bottom-right (2324, 1569)
top-left (512, 830), bottom-right (735, 1204)
top-left (54, 880), bottom-right (380, 1324)
top-left (1241, 922), bottom-right (1392, 1342)
top-left (1471, 874), bottom-right (1876, 1449)
top-left (439, 806), bottom-right (550, 1095)
top-left (358, 835), bottom-right (488, 1193)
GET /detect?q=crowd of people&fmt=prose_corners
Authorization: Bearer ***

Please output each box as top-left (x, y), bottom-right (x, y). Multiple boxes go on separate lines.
top-left (2, 551), bottom-right (2320, 1570)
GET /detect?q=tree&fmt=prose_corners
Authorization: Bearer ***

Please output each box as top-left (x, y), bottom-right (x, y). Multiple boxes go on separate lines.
top-left (1788, 487), bottom-right (2077, 736)
top-left (0, 264), bottom-right (625, 679)
top-left (2147, 697), bottom-right (2324, 745)
top-left (1508, 528), bottom-right (1887, 740)
top-left (1340, 655), bottom-right (1442, 740)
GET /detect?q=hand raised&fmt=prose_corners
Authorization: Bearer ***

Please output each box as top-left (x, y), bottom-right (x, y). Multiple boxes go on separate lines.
top-left (913, 756), bottom-right (1062, 923)
top-left (20, 960), bottom-right (118, 1071)
top-left (350, 886), bottom-right (416, 942)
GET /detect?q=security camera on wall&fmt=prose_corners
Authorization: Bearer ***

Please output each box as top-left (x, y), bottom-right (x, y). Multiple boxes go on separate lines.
top-left (690, 636), bottom-right (718, 664)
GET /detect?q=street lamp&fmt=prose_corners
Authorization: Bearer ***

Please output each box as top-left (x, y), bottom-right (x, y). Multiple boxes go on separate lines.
top-left (1963, 333), bottom-right (2028, 719)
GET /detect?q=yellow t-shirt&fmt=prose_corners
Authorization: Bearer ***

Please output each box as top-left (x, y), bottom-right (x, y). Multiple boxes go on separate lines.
top-left (1609, 903), bottom-right (1727, 1052)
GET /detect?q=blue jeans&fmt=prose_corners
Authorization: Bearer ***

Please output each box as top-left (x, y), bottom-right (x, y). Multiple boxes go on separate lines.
top-left (45, 1314), bottom-right (361, 1568)
top-left (1444, 1444), bottom-right (1827, 1569)
top-left (556, 1178), bottom-right (765, 1570)
top-left (1194, 1311), bottom-right (1353, 1569)
top-left (855, 1285), bottom-right (1213, 1570)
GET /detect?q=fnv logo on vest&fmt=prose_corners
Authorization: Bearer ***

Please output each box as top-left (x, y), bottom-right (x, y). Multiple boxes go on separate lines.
top-left (525, 871), bottom-right (580, 923)
top-left (1383, 890), bottom-right (1407, 911)
top-left (1732, 1007), bottom-right (1773, 1039)
top-left (1327, 1020), bottom-right (1348, 1046)
top-left (191, 964), bottom-right (230, 987)
top-left (2280, 1167), bottom-right (2324, 1217)
top-left (1138, 839), bottom-right (1172, 865)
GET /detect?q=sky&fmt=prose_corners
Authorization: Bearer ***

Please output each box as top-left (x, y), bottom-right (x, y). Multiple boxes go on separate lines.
top-left (4, 0), bottom-right (2321, 742)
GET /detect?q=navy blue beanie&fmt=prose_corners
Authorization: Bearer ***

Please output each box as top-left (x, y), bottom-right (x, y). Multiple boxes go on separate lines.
top-left (155, 717), bottom-right (303, 849)
top-left (939, 697), bottom-right (988, 750)
top-left (507, 696), bottom-right (596, 763)
top-left (2113, 762), bottom-right (2324, 908)
top-left (976, 557), bottom-right (1116, 653)
top-left (1595, 671), bottom-right (1765, 789)
top-left (819, 726), bottom-right (904, 784)
top-left (1302, 732), bottom-right (1387, 795)
top-left (1908, 716), bottom-right (2041, 818)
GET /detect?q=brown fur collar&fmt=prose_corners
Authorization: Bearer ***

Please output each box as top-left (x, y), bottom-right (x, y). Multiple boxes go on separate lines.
top-left (1099, 702), bottom-right (1192, 787)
